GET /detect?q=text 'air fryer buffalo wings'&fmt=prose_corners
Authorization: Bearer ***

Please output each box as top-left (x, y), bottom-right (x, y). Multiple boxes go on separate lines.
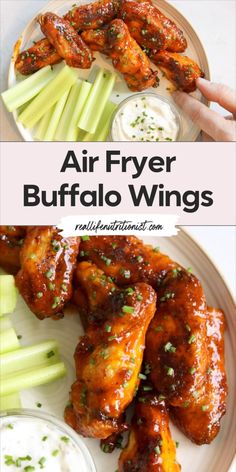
top-left (14, 0), bottom-right (204, 92)
top-left (0, 228), bottom-right (228, 469)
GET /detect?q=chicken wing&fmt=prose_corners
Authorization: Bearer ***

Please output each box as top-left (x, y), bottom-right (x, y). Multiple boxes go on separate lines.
top-left (38, 13), bottom-right (93, 69)
top-left (145, 268), bottom-right (207, 407)
top-left (150, 50), bottom-right (205, 93)
top-left (120, 0), bottom-right (187, 53)
top-left (15, 38), bottom-right (62, 75)
top-left (0, 226), bottom-right (27, 275)
top-left (15, 226), bottom-right (80, 320)
top-left (119, 386), bottom-right (180, 471)
top-left (82, 19), bottom-right (159, 91)
top-left (77, 235), bottom-right (176, 289)
top-left (65, 261), bottom-right (156, 438)
top-left (15, 0), bottom-right (118, 75)
top-left (64, 0), bottom-right (120, 30)
top-left (170, 307), bottom-right (227, 444)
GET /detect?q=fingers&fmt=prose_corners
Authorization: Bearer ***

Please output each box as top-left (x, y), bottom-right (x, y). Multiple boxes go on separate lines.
top-left (196, 78), bottom-right (236, 115)
top-left (173, 91), bottom-right (235, 141)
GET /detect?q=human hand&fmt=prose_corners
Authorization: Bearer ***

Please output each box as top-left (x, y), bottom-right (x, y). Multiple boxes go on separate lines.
top-left (173, 78), bottom-right (236, 141)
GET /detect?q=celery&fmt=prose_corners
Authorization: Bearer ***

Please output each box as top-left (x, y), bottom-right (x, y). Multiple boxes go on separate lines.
top-left (43, 89), bottom-right (70, 141)
top-left (35, 107), bottom-right (54, 141)
top-left (65, 81), bottom-right (92, 141)
top-left (78, 68), bottom-right (116, 134)
top-left (54, 81), bottom-right (81, 141)
top-left (0, 328), bottom-right (20, 354)
top-left (35, 89), bottom-right (70, 141)
top-left (0, 362), bottom-right (66, 396)
top-left (0, 340), bottom-right (59, 376)
top-left (0, 393), bottom-right (21, 411)
top-left (1, 66), bottom-right (58, 112)
top-left (18, 65), bottom-right (78, 128)
top-left (83, 101), bottom-right (117, 141)
top-left (0, 316), bottom-right (12, 332)
top-left (0, 275), bottom-right (18, 315)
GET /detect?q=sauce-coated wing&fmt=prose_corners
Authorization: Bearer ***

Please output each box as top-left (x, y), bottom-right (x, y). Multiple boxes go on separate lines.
top-left (15, 38), bottom-right (62, 75)
top-left (0, 226), bottom-right (26, 275)
top-left (150, 50), bottom-right (205, 93)
top-left (119, 387), bottom-right (180, 471)
top-left (82, 20), bottom-right (159, 91)
top-left (39, 13), bottom-right (93, 69)
top-left (65, 261), bottom-right (156, 439)
top-left (15, 226), bottom-right (80, 320)
top-left (64, 0), bottom-right (120, 30)
top-left (15, 0), bottom-right (119, 75)
top-left (145, 269), bottom-right (208, 406)
top-left (77, 235), bottom-right (176, 289)
top-left (170, 307), bottom-right (227, 444)
top-left (120, 0), bottom-right (187, 53)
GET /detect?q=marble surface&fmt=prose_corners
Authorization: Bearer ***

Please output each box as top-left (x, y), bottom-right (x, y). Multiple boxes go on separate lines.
top-left (0, 0), bottom-right (236, 141)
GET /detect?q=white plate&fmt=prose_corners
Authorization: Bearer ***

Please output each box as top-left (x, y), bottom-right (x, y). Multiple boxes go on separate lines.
top-left (3, 229), bottom-right (235, 472)
top-left (8, 0), bottom-right (210, 142)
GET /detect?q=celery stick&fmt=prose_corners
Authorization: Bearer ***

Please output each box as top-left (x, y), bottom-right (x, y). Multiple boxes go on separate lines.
top-left (0, 393), bottom-right (21, 411)
top-left (0, 362), bottom-right (66, 396)
top-left (0, 316), bottom-right (12, 332)
top-left (0, 275), bottom-right (18, 314)
top-left (0, 340), bottom-right (59, 376)
top-left (66, 81), bottom-right (92, 141)
top-left (54, 81), bottom-right (81, 141)
top-left (78, 68), bottom-right (116, 134)
top-left (1, 66), bottom-right (58, 112)
top-left (83, 101), bottom-right (117, 141)
top-left (0, 328), bottom-right (20, 354)
top-left (35, 106), bottom-right (54, 141)
top-left (44, 89), bottom-right (70, 141)
top-left (18, 65), bottom-right (78, 128)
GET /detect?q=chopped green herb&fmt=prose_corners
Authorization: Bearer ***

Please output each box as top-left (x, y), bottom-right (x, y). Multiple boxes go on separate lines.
top-left (158, 394), bottom-right (166, 400)
top-left (120, 268), bottom-right (131, 279)
top-left (17, 334), bottom-right (22, 339)
top-left (52, 296), bottom-right (60, 309)
top-left (24, 467), bottom-right (35, 472)
top-left (185, 324), bottom-right (191, 332)
top-left (136, 255), bottom-right (143, 262)
top-left (108, 335), bottom-right (117, 341)
top-left (153, 246), bottom-right (160, 252)
top-left (45, 269), bottom-right (53, 279)
top-left (138, 397), bottom-right (146, 403)
top-left (160, 292), bottom-right (175, 302)
top-left (126, 287), bottom-right (134, 295)
top-left (38, 457), bottom-right (46, 469)
top-left (36, 292), bottom-right (43, 299)
top-left (81, 235), bottom-right (90, 241)
top-left (52, 450), bottom-right (59, 457)
top-left (42, 436), bottom-right (48, 442)
top-left (144, 362), bottom-right (151, 374)
top-left (61, 283), bottom-right (67, 292)
top-left (154, 445), bottom-right (161, 454)
top-left (175, 441), bottom-right (179, 448)
top-left (201, 405), bottom-right (208, 411)
top-left (137, 294), bottom-right (143, 301)
top-left (166, 367), bottom-right (174, 376)
top-left (60, 436), bottom-right (70, 443)
top-left (138, 373), bottom-right (147, 380)
top-left (143, 385), bottom-right (153, 391)
top-left (122, 305), bottom-right (135, 314)
top-left (36, 402), bottom-right (42, 408)
top-left (48, 282), bottom-right (55, 291)
top-left (101, 255), bottom-right (112, 266)
top-left (105, 324), bottom-right (112, 333)
top-left (46, 350), bottom-right (55, 359)
top-left (188, 334), bottom-right (196, 344)
top-left (7, 423), bottom-right (13, 429)
top-left (164, 342), bottom-right (176, 353)
top-left (189, 367), bottom-right (196, 374)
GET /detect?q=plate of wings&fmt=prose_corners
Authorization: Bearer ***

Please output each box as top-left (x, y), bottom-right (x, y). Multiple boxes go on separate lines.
top-left (0, 226), bottom-right (236, 472)
top-left (9, 0), bottom-right (210, 142)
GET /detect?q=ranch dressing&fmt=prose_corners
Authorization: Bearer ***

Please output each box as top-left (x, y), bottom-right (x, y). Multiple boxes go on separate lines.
top-left (111, 94), bottom-right (179, 142)
top-left (0, 416), bottom-right (90, 472)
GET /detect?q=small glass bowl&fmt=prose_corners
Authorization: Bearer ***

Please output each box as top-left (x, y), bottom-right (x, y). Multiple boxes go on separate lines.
top-left (110, 92), bottom-right (182, 142)
top-left (0, 409), bottom-right (96, 472)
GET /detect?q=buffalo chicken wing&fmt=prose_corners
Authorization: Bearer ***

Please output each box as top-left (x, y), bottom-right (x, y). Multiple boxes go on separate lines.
top-left (15, 226), bottom-right (80, 320)
top-left (119, 387), bottom-right (180, 471)
top-left (150, 50), bottom-right (205, 93)
top-left (65, 261), bottom-right (156, 438)
top-left (170, 307), bottom-right (227, 444)
top-left (15, 0), bottom-right (118, 75)
top-left (82, 19), bottom-right (159, 91)
top-left (145, 268), bottom-right (208, 407)
top-left (77, 235), bottom-right (176, 289)
top-left (39, 13), bottom-right (93, 69)
top-left (0, 226), bottom-right (27, 275)
top-left (120, 0), bottom-right (187, 53)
